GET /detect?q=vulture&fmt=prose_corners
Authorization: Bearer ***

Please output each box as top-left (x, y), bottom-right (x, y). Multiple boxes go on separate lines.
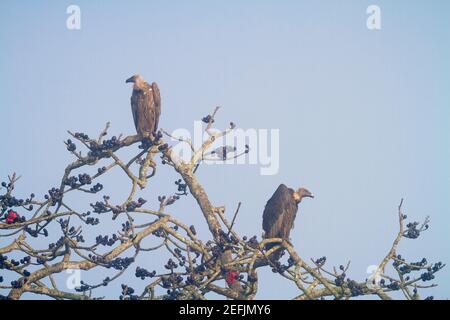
top-left (262, 184), bottom-right (314, 258)
top-left (126, 74), bottom-right (161, 137)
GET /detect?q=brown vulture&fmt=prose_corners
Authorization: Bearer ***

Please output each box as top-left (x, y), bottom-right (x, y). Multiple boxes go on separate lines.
top-left (262, 184), bottom-right (314, 259)
top-left (126, 74), bottom-right (161, 137)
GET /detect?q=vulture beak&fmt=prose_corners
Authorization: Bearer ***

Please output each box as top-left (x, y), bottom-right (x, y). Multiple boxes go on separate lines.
top-left (303, 190), bottom-right (314, 198)
top-left (303, 190), bottom-right (314, 199)
top-left (125, 76), bottom-right (135, 83)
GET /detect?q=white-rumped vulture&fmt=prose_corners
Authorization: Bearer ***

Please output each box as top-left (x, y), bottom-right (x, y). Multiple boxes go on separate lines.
top-left (262, 184), bottom-right (314, 257)
top-left (126, 74), bottom-right (161, 137)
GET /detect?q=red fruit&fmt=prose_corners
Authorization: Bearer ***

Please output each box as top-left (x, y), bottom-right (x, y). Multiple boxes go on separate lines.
top-left (5, 210), bottom-right (18, 224)
top-left (226, 271), bottom-right (239, 286)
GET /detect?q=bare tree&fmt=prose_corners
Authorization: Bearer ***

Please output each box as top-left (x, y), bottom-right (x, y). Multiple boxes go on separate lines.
top-left (0, 108), bottom-right (444, 300)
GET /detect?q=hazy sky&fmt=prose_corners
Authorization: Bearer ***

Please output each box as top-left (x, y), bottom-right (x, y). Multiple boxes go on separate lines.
top-left (1, 0), bottom-right (449, 299)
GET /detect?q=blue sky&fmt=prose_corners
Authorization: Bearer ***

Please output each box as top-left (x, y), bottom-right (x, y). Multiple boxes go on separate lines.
top-left (1, 0), bottom-right (449, 299)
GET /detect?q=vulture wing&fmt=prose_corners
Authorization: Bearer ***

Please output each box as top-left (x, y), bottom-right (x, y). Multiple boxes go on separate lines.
top-left (151, 82), bottom-right (161, 132)
top-left (130, 94), bottom-right (139, 133)
top-left (131, 82), bottom-right (156, 136)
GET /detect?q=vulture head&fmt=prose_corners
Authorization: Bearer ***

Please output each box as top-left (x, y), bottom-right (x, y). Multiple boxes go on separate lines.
top-left (126, 74), bottom-right (146, 89)
top-left (293, 187), bottom-right (314, 203)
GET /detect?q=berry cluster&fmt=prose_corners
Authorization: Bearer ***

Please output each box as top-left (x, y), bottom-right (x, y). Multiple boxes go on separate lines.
top-left (287, 256), bottom-right (296, 267)
top-left (0, 190), bottom-right (33, 212)
top-left (271, 260), bottom-right (289, 273)
top-left (102, 277), bottom-right (111, 286)
top-left (87, 136), bottom-right (120, 157)
top-left (74, 132), bottom-right (89, 140)
top-left (185, 275), bottom-right (198, 286)
top-left (164, 258), bottom-right (178, 271)
top-left (315, 256), bottom-right (327, 266)
top-left (164, 288), bottom-right (182, 300)
top-left (64, 174), bottom-right (96, 189)
top-left (82, 211), bottom-right (100, 225)
top-left (247, 274), bottom-right (257, 283)
top-left (386, 281), bottom-right (400, 290)
top-left (89, 183), bottom-right (103, 193)
top-left (175, 179), bottom-right (187, 195)
top-left (335, 274), bottom-right (346, 286)
top-left (0, 254), bottom-right (10, 270)
top-left (36, 256), bottom-right (47, 264)
top-left (85, 217), bottom-right (100, 225)
top-left (162, 195), bottom-right (181, 207)
top-left (20, 256), bottom-right (31, 265)
top-left (91, 201), bottom-right (109, 214)
top-left (195, 264), bottom-right (206, 273)
top-left (121, 221), bottom-right (132, 233)
top-left (24, 224), bottom-right (47, 238)
top-left (78, 173), bottom-right (92, 185)
top-left (119, 284), bottom-right (138, 300)
top-left (201, 115), bottom-right (214, 124)
top-left (64, 176), bottom-right (78, 188)
top-left (66, 139), bottom-right (76, 152)
top-left (397, 257), bottom-right (427, 274)
top-left (171, 249), bottom-right (188, 268)
top-left (161, 274), bottom-right (183, 289)
top-left (421, 267), bottom-right (438, 282)
top-left (246, 236), bottom-right (259, 249)
top-left (347, 279), bottom-right (365, 296)
top-left (218, 230), bottom-right (237, 246)
top-left (9, 259), bottom-right (21, 267)
top-left (11, 278), bottom-right (27, 289)
top-left (0, 194), bottom-right (20, 208)
top-left (87, 254), bottom-right (107, 265)
top-left (45, 187), bottom-right (63, 205)
top-left (210, 245), bottom-right (223, 259)
top-left (74, 281), bottom-right (91, 292)
top-left (66, 225), bottom-right (79, 237)
top-left (110, 257), bottom-right (134, 270)
top-left (392, 254), bottom-right (444, 284)
top-left (158, 143), bottom-right (169, 152)
top-left (404, 221), bottom-right (423, 239)
top-left (95, 234), bottom-right (118, 247)
top-left (135, 267), bottom-right (156, 280)
top-left (97, 166), bottom-right (107, 174)
top-left (138, 131), bottom-right (162, 149)
top-left (126, 197), bottom-right (147, 211)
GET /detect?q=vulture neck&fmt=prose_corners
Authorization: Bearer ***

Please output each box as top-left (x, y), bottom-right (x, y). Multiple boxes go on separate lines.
top-left (133, 79), bottom-right (148, 91)
top-left (293, 192), bottom-right (302, 203)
